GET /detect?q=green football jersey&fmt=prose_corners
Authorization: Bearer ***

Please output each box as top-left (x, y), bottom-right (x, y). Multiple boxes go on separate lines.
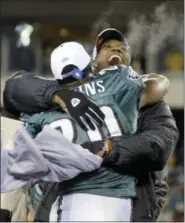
top-left (27, 65), bottom-right (145, 198)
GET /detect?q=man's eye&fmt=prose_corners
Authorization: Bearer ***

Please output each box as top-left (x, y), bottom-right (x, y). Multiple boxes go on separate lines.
top-left (122, 45), bottom-right (129, 51)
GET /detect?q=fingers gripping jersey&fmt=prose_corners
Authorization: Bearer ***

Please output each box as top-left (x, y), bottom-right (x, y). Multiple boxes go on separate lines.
top-left (27, 65), bottom-right (145, 199)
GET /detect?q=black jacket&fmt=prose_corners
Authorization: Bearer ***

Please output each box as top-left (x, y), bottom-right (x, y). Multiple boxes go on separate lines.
top-left (3, 71), bottom-right (179, 221)
top-left (109, 101), bottom-right (178, 221)
top-left (3, 71), bottom-right (61, 115)
top-left (104, 101), bottom-right (178, 173)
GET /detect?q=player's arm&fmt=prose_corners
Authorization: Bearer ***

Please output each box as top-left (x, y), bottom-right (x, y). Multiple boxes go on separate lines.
top-left (25, 113), bottom-right (43, 138)
top-left (3, 71), bottom-right (61, 115)
top-left (139, 74), bottom-right (169, 108)
top-left (82, 100), bottom-right (179, 173)
top-left (3, 71), bottom-right (105, 131)
top-left (105, 101), bottom-right (178, 173)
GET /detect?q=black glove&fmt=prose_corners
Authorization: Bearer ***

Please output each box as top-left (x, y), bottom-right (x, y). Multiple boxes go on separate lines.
top-left (81, 140), bottom-right (105, 154)
top-left (81, 140), bottom-right (112, 158)
top-left (0, 209), bottom-right (12, 222)
top-left (54, 89), bottom-right (105, 131)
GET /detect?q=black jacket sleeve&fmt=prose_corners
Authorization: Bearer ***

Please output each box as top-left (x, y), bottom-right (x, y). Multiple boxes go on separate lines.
top-left (154, 172), bottom-right (169, 219)
top-left (103, 100), bottom-right (179, 174)
top-left (3, 71), bottom-right (61, 115)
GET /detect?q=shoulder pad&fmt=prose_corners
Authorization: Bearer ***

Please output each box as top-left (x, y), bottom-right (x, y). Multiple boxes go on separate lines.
top-left (127, 67), bottom-right (140, 80)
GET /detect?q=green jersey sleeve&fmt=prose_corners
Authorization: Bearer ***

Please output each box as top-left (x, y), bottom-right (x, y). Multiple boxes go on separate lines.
top-left (26, 113), bottom-right (44, 138)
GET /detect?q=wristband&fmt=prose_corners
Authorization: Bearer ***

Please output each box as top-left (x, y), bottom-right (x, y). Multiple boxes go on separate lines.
top-left (101, 140), bottom-right (112, 158)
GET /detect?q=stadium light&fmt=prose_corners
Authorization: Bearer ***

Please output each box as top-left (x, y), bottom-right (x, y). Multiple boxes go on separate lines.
top-left (15, 23), bottom-right (34, 47)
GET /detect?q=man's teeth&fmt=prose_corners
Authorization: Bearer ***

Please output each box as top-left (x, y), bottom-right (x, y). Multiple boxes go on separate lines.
top-left (108, 55), bottom-right (122, 62)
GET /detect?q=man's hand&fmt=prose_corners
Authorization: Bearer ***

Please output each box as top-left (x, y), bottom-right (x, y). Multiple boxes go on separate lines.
top-left (139, 74), bottom-right (169, 109)
top-left (52, 89), bottom-right (105, 131)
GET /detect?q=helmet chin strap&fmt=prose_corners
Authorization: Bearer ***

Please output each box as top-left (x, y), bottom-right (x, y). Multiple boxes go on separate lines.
top-left (62, 75), bottom-right (90, 88)
top-left (91, 60), bottom-right (98, 74)
top-left (91, 65), bottom-right (96, 74)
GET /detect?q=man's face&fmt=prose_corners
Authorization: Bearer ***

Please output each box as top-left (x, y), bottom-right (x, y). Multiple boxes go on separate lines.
top-left (93, 39), bottom-right (131, 73)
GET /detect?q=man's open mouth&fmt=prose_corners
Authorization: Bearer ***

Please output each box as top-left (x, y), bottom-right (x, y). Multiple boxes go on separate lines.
top-left (108, 55), bottom-right (122, 65)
